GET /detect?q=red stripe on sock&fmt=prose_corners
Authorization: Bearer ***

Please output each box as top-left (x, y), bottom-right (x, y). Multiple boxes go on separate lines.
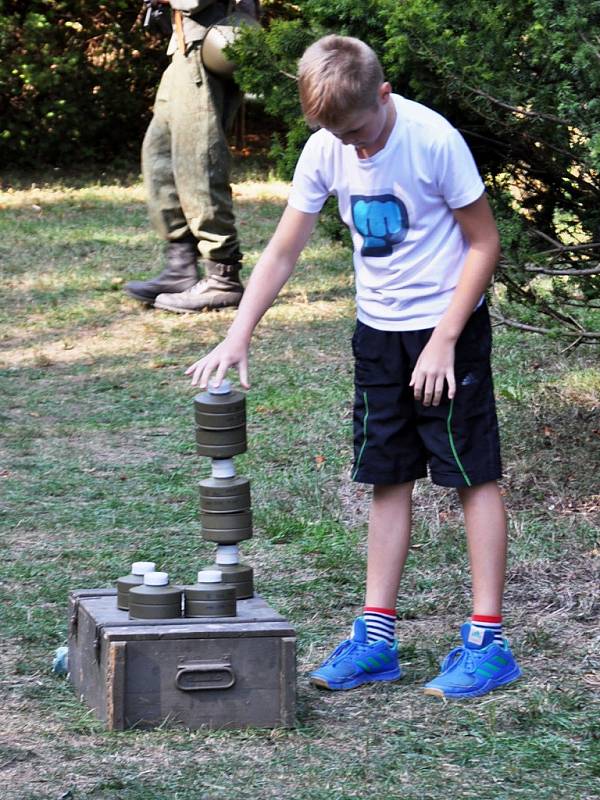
top-left (471, 614), bottom-right (502, 623)
top-left (364, 606), bottom-right (396, 617)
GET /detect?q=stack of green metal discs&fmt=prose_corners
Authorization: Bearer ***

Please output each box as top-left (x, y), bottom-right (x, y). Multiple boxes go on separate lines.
top-left (194, 380), bottom-right (255, 604)
top-left (199, 475), bottom-right (252, 543)
top-left (194, 382), bottom-right (247, 459)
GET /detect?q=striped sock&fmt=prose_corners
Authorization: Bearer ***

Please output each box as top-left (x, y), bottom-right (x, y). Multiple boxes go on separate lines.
top-left (363, 607), bottom-right (396, 646)
top-left (470, 614), bottom-right (503, 646)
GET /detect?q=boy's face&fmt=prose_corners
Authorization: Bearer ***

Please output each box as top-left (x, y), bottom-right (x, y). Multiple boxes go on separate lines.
top-left (323, 82), bottom-right (394, 155)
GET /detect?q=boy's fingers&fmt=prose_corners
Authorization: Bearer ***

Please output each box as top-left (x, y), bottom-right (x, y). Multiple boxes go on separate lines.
top-left (432, 375), bottom-right (445, 406)
top-left (213, 363), bottom-right (228, 387)
top-left (446, 369), bottom-right (456, 399)
top-left (419, 374), bottom-right (432, 406)
top-left (185, 360), bottom-right (199, 376)
top-left (410, 370), bottom-right (422, 398)
top-left (239, 358), bottom-right (250, 389)
top-left (190, 364), bottom-right (204, 387)
top-left (200, 363), bottom-right (216, 389)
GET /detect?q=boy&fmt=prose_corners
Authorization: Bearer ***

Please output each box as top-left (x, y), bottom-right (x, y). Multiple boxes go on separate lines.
top-left (186, 35), bottom-right (521, 698)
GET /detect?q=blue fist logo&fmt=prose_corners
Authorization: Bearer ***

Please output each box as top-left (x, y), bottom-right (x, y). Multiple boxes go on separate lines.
top-left (351, 194), bottom-right (409, 257)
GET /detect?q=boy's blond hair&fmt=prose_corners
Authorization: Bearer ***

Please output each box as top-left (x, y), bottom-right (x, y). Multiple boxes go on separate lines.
top-left (298, 35), bottom-right (384, 129)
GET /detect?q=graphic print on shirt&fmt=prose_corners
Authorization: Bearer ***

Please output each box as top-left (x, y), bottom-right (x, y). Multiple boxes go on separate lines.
top-left (350, 194), bottom-right (409, 257)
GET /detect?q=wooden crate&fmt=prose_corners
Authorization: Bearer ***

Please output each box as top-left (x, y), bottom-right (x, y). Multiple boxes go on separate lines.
top-left (68, 589), bottom-right (296, 730)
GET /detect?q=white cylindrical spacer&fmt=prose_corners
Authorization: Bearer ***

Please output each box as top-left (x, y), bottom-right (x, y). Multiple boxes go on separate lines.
top-left (197, 569), bottom-right (222, 583)
top-left (215, 545), bottom-right (240, 565)
top-left (131, 561), bottom-right (156, 576)
top-left (208, 378), bottom-right (232, 395)
top-left (144, 571), bottom-right (169, 586)
top-left (211, 458), bottom-right (236, 479)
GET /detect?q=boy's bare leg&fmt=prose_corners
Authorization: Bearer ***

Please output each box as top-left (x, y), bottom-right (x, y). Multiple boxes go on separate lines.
top-left (458, 481), bottom-right (507, 616)
top-left (365, 481), bottom-right (414, 609)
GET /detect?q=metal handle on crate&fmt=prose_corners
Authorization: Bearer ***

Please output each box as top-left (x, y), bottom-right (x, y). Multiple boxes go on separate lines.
top-left (175, 660), bottom-right (236, 691)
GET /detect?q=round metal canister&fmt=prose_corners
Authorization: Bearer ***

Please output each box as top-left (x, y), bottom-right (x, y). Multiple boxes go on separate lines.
top-left (199, 476), bottom-right (251, 514)
top-left (201, 12), bottom-right (260, 78)
top-left (201, 510), bottom-right (253, 544)
top-left (116, 561), bottom-right (156, 611)
top-left (200, 510), bottom-right (252, 530)
top-left (129, 573), bottom-right (182, 620)
top-left (194, 426), bottom-right (246, 458)
top-left (194, 383), bottom-right (247, 458)
top-left (212, 562), bottom-right (254, 599)
top-left (184, 570), bottom-right (237, 617)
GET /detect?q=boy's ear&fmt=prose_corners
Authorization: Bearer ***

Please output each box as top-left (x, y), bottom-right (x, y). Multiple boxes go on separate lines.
top-left (379, 82), bottom-right (392, 103)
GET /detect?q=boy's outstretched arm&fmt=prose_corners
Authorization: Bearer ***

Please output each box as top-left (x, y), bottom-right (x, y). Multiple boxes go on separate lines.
top-left (186, 206), bottom-right (319, 389)
top-left (410, 193), bottom-right (501, 406)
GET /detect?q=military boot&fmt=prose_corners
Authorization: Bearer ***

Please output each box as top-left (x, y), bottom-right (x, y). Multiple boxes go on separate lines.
top-left (124, 236), bottom-right (199, 304)
top-left (154, 261), bottom-right (244, 313)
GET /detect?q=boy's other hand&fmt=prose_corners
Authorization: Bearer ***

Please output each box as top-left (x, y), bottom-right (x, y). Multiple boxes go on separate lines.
top-left (185, 336), bottom-right (250, 390)
top-left (410, 335), bottom-right (456, 407)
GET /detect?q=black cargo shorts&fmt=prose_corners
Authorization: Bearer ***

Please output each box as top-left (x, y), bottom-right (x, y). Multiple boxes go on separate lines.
top-left (351, 303), bottom-right (502, 487)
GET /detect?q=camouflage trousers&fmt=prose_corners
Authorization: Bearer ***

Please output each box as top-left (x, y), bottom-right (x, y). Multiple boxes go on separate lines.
top-left (142, 45), bottom-right (242, 264)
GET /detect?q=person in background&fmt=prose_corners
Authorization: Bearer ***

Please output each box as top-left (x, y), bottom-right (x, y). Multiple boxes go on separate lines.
top-left (125, 0), bottom-right (258, 313)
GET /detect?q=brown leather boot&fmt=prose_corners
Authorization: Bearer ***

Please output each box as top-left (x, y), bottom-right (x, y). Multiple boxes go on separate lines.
top-left (154, 261), bottom-right (244, 313)
top-left (124, 236), bottom-right (199, 304)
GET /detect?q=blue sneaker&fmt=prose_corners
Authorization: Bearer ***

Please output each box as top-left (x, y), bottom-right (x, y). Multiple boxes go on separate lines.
top-left (424, 622), bottom-right (522, 699)
top-left (310, 617), bottom-right (403, 691)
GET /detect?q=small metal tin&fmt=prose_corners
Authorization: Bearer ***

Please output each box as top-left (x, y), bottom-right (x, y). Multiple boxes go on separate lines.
top-left (116, 562), bottom-right (156, 611)
top-left (194, 408), bottom-right (246, 429)
top-left (195, 426), bottom-right (247, 447)
top-left (128, 585), bottom-right (182, 620)
top-left (195, 437), bottom-right (247, 459)
top-left (196, 428), bottom-right (248, 458)
top-left (201, 509), bottom-right (253, 543)
top-left (200, 476), bottom-right (250, 504)
top-left (194, 389), bottom-right (246, 415)
top-left (184, 572), bottom-right (236, 617)
top-left (212, 563), bottom-right (254, 599)
top-left (200, 510), bottom-right (252, 530)
top-left (201, 525), bottom-right (253, 544)
top-left (116, 574), bottom-right (144, 611)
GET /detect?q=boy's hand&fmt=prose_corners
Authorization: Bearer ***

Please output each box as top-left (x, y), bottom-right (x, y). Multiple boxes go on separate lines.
top-left (410, 334), bottom-right (456, 407)
top-left (185, 335), bottom-right (250, 390)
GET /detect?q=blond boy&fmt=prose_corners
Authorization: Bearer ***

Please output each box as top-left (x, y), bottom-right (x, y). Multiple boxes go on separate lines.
top-left (186, 35), bottom-right (521, 698)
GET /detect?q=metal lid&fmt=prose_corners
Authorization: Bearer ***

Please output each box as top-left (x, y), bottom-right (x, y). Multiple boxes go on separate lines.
top-left (208, 379), bottom-right (232, 395)
top-left (131, 561), bottom-right (156, 576)
top-left (197, 569), bottom-right (222, 583)
top-left (216, 545), bottom-right (239, 565)
top-left (201, 12), bottom-right (260, 77)
top-left (144, 571), bottom-right (169, 586)
top-left (212, 458), bottom-right (236, 479)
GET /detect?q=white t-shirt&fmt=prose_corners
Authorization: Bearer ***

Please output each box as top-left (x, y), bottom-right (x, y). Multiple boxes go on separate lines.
top-left (288, 94), bottom-right (485, 331)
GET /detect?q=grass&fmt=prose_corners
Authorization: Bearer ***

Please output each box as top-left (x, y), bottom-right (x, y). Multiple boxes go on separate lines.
top-left (1, 163), bottom-right (599, 800)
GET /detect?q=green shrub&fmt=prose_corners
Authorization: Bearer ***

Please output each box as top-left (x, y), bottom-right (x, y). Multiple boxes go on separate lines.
top-left (0, 1), bottom-right (166, 166)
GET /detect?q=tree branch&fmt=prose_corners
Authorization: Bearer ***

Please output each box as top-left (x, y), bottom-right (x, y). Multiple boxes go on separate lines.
top-left (489, 309), bottom-right (600, 339)
top-left (463, 84), bottom-right (573, 127)
top-left (523, 264), bottom-right (600, 276)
